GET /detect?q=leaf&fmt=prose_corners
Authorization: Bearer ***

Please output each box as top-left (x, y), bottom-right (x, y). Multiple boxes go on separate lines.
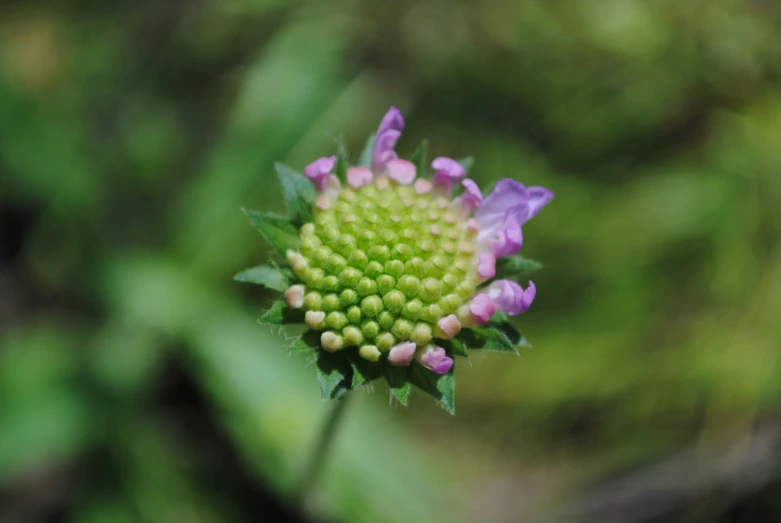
top-left (233, 265), bottom-right (293, 291)
top-left (383, 363), bottom-right (411, 406)
top-left (410, 363), bottom-right (455, 415)
top-left (334, 136), bottom-right (349, 184)
top-left (286, 330), bottom-right (320, 353)
top-left (458, 157), bottom-right (474, 174)
top-left (494, 255), bottom-right (543, 281)
top-left (275, 162), bottom-right (315, 224)
top-left (410, 139), bottom-right (428, 177)
top-left (443, 337), bottom-right (469, 358)
top-left (457, 326), bottom-right (518, 353)
top-left (490, 320), bottom-right (532, 349)
top-left (316, 349), bottom-right (350, 399)
top-left (358, 133), bottom-right (376, 167)
top-left (346, 351), bottom-right (381, 389)
top-left (242, 208), bottom-right (299, 255)
top-left (257, 300), bottom-right (305, 325)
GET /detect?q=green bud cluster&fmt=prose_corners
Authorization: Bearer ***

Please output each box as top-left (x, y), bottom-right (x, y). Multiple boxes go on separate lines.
top-left (289, 178), bottom-right (480, 361)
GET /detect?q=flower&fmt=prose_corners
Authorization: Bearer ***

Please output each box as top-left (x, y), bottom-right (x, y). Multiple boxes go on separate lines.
top-left (240, 106), bottom-right (553, 412)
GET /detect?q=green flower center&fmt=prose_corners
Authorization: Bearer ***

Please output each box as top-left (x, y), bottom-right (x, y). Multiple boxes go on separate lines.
top-left (290, 178), bottom-right (479, 361)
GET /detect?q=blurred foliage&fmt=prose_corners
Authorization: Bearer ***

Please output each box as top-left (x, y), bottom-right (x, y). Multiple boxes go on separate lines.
top-left (1, 1), bottom-right (781, 522)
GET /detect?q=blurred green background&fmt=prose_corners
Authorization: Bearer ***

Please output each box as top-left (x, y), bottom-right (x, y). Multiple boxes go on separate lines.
top-left (2, 1), bottom-right (781, 522)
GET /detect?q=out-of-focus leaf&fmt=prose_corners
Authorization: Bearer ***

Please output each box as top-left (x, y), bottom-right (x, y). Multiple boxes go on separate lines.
top-left (410, 140), bottom-right (428, 178)
top-left (495, 255), bottom-right (543, 281)
top-left (275, 162), bottom-right (315, 224)
top-left (242, 209), bottom-right (299, 255)
top-left (233, 265), bottom-right (293, 291)
top-left (458, 326), bottom-right (518, 353)
top-left (334, 137), bottom-right (349, 183)
top-left (458, 157), bottom-right (474, 174)
top-left (409, 362), bottom-right (455, 415)
top-left (316, 350), bottom-right (350, 399)
top-left (358, 133), bottom-right (375, 167)
top-left (383, 363), bottom-right (411, 406)
top-left (257, 300), bottom-right (305, 325)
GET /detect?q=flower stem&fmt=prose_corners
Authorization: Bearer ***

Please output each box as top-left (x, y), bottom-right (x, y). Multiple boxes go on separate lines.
top-left (296, 392), bottom-right (352, 504)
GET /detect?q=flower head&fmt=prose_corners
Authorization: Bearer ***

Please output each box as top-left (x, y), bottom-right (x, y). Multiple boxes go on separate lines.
top-left (239, 106), bottom-right (553, 413)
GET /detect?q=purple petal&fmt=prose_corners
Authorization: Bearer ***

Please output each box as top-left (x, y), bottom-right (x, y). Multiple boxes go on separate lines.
top-left (477, 252), bottom-right (496, 279)
top-left (303, 156), bottom-right (337, 192)
top-left (372, 107), bottom-right (405, 170)
top-left (527, 187), bottom-right (555, 219)
top-left (431, 157), bottom-right (466, 191)
top-left (487, 280), bottom-right (536, 315)
top-left (492, 217), bottom-right (523, 258)
top-left (455, 178), bottom-right (483, 212)
top-left (347, 166), bottom-right (373, 188)
top-left (417, 346), bottom-right (453, 375)
top-left (469, 294), bottom-right (496, 325)
top-left (376, 106), bottom-right (405, 137)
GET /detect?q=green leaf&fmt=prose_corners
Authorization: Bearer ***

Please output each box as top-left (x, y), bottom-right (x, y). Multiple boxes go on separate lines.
top-left (410, 363), bottom-right (455, 415)
top-left (242, 209), bottom-right (299, 255)
top-left (275, 162), bottom-right (315, 224)
top-left (358, 133), bottom-right (376, 167)
top-left (443, 337), bottom-right (469, 358)
top-left (316, 349), bottom-right (350, 399)
top-left (286, 330), bottom-right (320, 353)
top-left (410, 139), bottom-right (428, 177)
top-left (458, 157), bottom-right (474, 174)
top-left (490, 320), bottom-right (532, 349)
top-left (494, 255), bottom-right (543, 281)
top-left (458, 326), bottom-right (518, 353)
top-left (383, 363), bottom-right (411, 406)
top-left (233, 265), bottom-right (293, 291)
top-left (346, 351), bottom-right (381, 389)
top-left (257, 300), bottom-right (305, 325)
top-left (334, 136), bottom-right (349, 184)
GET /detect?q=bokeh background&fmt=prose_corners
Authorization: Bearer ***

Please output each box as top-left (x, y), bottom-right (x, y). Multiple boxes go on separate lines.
top-left (2, 1), bottom-right (781, 522)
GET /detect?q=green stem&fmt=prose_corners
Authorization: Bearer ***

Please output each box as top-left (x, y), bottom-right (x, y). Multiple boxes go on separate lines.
top-left (296, 393), bottom-right (352, 503)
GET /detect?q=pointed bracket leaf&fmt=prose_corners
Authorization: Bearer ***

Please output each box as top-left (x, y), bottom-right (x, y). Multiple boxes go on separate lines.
top-left (409, 362), bottom-right (455, 415)
top-left (457, 326), bottom-right (518, 353)
top-left (383, 362), bottom-right (411, 406)
top-left (275, 162), bottom-right (315, 224)
top-left (242, 209), bottom-right (299, 255)
top-left (234, 265), bottom-right (293, 292)
top-left (286, 330), bottom-right (321, 353)
top-left (316, 349), bottom-right (351, 399)
top-left (358, 133), bottom-right (376, 168)
top-left (258, 300), bottom-right (305, 325)
top-left (410, 140), bottom-right (428, 178)
top-left (494, 255), bottom-right (543, 281)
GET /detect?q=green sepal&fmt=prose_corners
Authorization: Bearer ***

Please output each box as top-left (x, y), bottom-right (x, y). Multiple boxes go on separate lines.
top-left (316, 349), bottom-right (351, 399)
top-left (457, 325), bottom-right (518, 353)
top-left (494, 255), bottom-right (543, 281)
top-left (242, 208), bottom-right (299, 255)
top-left (410, 139), bottom-right (428, 178)
top-left (383, 362), bottom-right (411, 406)
top-left (257, 300), bottom-right (305, 325)
top-left (358, 133), bottom-right (376, 168)
top-left (286, 330), bottom-right (321, 353)
top-left (489, 319), bottom-right (532, 349)
top-left (409, 362), bottom-right (455, 415)
top-left (442, 337), bottom-right (469, 358)
top-left (233, 265), bottom-right (293, 292)
top-left (275, 162), bottom-right (315, 225)
top-left (334, 136), bottom-right (349, 184)
top-left (346, 350), bottom-right (381, 389)
top-left (458, 157), bottom-right (474, 174)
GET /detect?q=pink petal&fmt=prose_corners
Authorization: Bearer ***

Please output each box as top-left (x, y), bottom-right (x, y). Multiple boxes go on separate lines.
top-left (477, 252), bottom-right (496, 279)
top-left (388, 342), bottom-right (417, 366)
top-left (386, 159), bottom-right (417, 185)
top-left (347, 166), bottom-right (373, 188)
